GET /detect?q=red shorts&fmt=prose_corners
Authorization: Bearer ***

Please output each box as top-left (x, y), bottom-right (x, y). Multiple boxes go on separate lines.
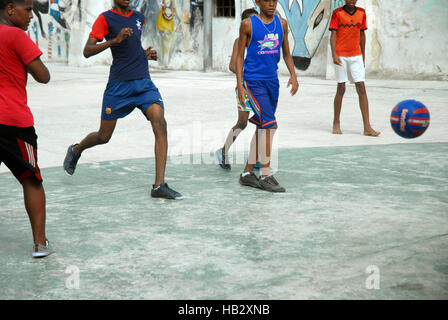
top-left (0, 124), bottom-right (43, 184)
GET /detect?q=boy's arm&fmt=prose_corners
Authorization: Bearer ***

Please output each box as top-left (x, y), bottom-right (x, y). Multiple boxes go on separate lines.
top-left (27, 57), bottom-right (50, 84)
top-left (360, 30), bottom-right (366, 65)
top-left (229, 38), bottom-right (239, 74)
top-left (236, 19), bottom-right (251, 107)
top-left (145, 46), bottom-right (158, 61)
top-left (330, 31), bottom-right (342, 66)
top-left (83, 28), bottom-right (133, 58)
top-left (281, 18), bottom-right (298, 96)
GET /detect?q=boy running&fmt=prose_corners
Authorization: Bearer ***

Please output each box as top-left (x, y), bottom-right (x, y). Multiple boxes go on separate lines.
top-left (63, 0), bottom-right (182, 200)
top-left (0, 0), bottom-right (54, 258)
top-left (329, 0), bottom-right (379, 136)
top-left (215, 7), bottom-right (258, 171)
top-left (236, 0), bottom-right (298, 192)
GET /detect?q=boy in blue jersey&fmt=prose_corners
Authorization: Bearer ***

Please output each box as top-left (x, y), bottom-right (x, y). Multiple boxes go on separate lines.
top-left (63, 0), bottom-right (182, 200)
top-left (236, 0), bottom-right (298, 192)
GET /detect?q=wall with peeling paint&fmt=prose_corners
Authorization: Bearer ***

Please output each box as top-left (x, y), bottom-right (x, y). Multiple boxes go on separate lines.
top-left (364, 0), bottom-right (448, 80)
top-left (30, 0), bottom-right (447, 80)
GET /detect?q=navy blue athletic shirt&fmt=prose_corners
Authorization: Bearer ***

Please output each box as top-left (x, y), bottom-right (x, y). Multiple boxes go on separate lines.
top-left (90, 9), bottom-right (149, 82)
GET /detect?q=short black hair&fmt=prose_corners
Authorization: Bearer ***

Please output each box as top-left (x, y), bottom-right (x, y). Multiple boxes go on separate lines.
top-left (0, 0), bottom-right (26, 10)
top-left (241, 8), bottom-right (257, 20)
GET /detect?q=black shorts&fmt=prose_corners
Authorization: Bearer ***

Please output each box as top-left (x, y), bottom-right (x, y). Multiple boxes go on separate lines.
top-left (0, 124), bottom-right (43, 184)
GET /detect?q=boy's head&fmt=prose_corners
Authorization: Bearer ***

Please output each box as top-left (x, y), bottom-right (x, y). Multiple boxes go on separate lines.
top-left (255, 0), bottom-right (278, 17)
top-left (345, 0), bottom-right (357, 7)
top-left (113, 0), bottom-right (131, 9)
top-left (241, 8), bottom-right (257, 20)
top-left (0, 0), bottom-right (33, 31)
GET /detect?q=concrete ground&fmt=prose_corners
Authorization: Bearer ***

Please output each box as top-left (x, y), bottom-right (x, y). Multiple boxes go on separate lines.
top-left (0, 64), bottom-right (447, 299)
top-left (1, 64), bottom-right (446, 172)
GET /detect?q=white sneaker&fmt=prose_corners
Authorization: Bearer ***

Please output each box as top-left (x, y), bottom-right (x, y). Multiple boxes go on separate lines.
top-left (32, 239), bottom-right (55, 258)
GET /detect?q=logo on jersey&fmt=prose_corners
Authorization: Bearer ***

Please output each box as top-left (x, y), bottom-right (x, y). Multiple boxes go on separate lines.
top-left (258, 34), bottom-right (280, 55)
top-left (136, 19), bottom-right (142, 31)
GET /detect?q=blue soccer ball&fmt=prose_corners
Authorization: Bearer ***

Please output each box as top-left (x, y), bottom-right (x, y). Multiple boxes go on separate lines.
top-left (390, 100), bottom-right (430, 139)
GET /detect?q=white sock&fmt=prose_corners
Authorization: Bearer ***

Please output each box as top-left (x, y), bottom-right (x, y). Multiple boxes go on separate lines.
top-left (242, 171), bottom-right (251, 177)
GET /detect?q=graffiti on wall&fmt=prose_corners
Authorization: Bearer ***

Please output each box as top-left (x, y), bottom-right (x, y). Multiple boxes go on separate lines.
top-left (253, 0), bottom-right (344, 70)
top-left (129, 0), bottom-right (204, 67)
top-left (30, 0), bottom-right (83, 61)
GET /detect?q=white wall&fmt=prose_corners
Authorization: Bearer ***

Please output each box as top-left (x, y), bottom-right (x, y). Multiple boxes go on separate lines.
top-left (365, 0), bottom-right (448, 80)
top-left (30, 0), bottom-right (448, 80)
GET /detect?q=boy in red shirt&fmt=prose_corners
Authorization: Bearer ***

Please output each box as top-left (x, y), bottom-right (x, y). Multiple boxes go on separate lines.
top-left (0, 0), bottom-right (54, 258)
top-left (329, 0), bottom-right (379, 136)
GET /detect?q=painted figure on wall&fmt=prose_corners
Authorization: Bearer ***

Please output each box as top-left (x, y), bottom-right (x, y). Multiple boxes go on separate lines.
top-left (29, 0), bottom-right (83, 61)
top-left (130, 0), bottom-right (203, 68)
top-left (33, 0), bottom-right (82, 38)
top-left (253, 0), bottom-right (344, 70)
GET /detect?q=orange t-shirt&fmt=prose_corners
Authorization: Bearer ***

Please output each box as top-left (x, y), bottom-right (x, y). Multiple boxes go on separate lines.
top-left (329, 6), bottom-right (367, 57)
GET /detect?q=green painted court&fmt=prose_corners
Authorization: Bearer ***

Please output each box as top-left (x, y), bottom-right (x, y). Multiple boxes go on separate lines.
top-left (1, 143), bottom-right (447, 299)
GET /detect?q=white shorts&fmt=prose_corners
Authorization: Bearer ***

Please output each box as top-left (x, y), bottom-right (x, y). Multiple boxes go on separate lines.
top-left (334, 55), bottom-right (365, 83)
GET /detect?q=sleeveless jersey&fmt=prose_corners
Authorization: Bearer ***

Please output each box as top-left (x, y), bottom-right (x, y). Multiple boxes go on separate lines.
top-left (243, 15), bottom-right (283, 81)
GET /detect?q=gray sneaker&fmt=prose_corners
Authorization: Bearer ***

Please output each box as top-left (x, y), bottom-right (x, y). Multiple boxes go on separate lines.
top-left (32, 239), bottom-right (55, 258)
top-left (215, 148), bottom-right (231, 170)
top-left (151, 183), bottom-right (183, 200)
top-left (63, 144), bottom-right (81, 176)
top-left (239, 172), bottom-right (261, 189)
top-left (259, 175), bottom-right (286, 193)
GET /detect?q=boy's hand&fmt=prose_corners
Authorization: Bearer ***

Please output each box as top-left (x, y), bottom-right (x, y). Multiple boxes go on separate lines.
top-left (146, 46), bottom-right (158, 61)
top-left (287, 77), bottom-right (299, 96)
top-left (237, 86), bottom-right (248, 109)
top-left (333, 54), bottom-right (342, 66)
top-left (114, 28), bottom-right (133, 44)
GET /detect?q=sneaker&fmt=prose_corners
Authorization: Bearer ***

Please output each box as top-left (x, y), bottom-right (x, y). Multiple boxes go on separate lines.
top-left (63, 144), bottom-right (81, 176)
top-left (239, 172), bottom-right (261, 189)
top-left (254, 162), bottom-right (262, 170)
top-left (151, 183), bottom-right (183, 200)
top-left (215, 148), bottom-right (231, 170)
top-left (32, 239), bottom-right (55, 258)
top-left (259, 175), bottom-right (286, 193)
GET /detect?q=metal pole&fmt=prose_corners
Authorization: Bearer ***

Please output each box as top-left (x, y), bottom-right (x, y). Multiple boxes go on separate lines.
top-left (203, 0), bottom-right (213, 71)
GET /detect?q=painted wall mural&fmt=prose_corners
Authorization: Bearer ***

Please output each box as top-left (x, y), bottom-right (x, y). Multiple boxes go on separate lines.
top-left (253, 0), bottom-right (344, 70)
top-left (129, 0), bottom-right (204, 68)
top-left (30, 0), bottom-right (83, 61)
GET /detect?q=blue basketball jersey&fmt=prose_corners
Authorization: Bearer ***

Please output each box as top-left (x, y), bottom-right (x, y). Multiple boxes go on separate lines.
top-left (101, 10), bottom-right (149, 82)
top-left (243, 15), bottom-right (283, 81)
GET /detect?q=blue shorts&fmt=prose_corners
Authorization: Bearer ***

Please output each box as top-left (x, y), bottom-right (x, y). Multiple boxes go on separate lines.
top-left (244, 79), bottom-right (279, 128)
top-left (101, 78), bottom-right (164, 120)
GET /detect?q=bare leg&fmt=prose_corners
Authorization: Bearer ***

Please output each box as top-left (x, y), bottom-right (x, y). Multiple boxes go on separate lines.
top-left (222, 110), bottom-right (249, 155)
top-left (333, 82), bottom-right (345, 134)
top-left (355, 82), bottom-right (380, 136)
top-left (258, 126), bottom-right (277, 178)
top-left (73, 119), bottom-right (117, 155)
top-left (244, 127), bottom-right (259, 173)
top-left (22, 178), bottom-right (46, 245)
top-left (145, 104), bottom-right (167, 187)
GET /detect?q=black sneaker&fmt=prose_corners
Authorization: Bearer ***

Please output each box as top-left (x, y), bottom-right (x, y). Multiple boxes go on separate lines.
top-left (63, 144), bottom-right (81, 176)
top-left (215, 148), bottom-right (231, 170)
top-left (151, 183), bottom-right (183, 200)
top-left (239, 172), bottom-right (261, 189)
top-left (259, 175), bottom-right (286, 193)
